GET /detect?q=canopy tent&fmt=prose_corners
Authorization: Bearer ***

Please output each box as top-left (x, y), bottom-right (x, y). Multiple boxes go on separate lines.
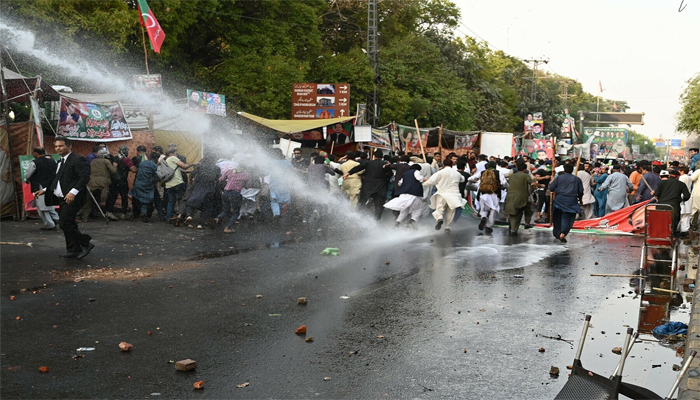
top-left (239, 111), bottom-right (357, 134)
top-left (1, 67), bottom-right (61, 103)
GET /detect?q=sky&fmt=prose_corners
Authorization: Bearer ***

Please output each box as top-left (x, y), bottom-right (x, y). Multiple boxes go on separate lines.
top-left (452, 0), bottom-right (699, 141)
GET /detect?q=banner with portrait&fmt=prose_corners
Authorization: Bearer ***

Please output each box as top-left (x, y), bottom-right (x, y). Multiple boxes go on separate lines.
top-left (524, 111), bottom-right (544, 136)
top-left (132, 74), bottom-right (162, 93)
top-left (582, 127), bottom-right (628, 159)
top-left (56, 97), bottom-right (132, 142)
top-left (187, 90), bottom-right (227, 116)
top-left (371, 127), bottom-right (391, 148)
top-left (531, 139), bottom-right (554, 160)
top-left (455, 134), bottom-right (479, 150)
top-left (397, 125), bottom-right (431, 154)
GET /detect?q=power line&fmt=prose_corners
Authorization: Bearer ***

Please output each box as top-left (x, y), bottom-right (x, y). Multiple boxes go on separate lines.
top-left (457, 21), bottom-right (501, 52)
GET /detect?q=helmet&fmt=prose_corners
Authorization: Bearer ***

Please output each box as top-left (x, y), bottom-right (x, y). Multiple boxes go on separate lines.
top-left (118, 145), bottom-right (129, 156)
top-left (97, 148), bottom-right (109, 157)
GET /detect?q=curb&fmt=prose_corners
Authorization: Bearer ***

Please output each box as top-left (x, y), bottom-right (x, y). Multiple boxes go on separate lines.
top-left (680, 246), bottom-right (700, 400)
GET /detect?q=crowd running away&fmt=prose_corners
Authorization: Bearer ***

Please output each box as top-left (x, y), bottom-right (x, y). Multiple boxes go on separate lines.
top-left (26, 137), bottom-right (699, 257)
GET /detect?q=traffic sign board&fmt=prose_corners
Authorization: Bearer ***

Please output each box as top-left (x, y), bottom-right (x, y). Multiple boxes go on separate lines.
top-left (292, 83), bottom-right (350, 120)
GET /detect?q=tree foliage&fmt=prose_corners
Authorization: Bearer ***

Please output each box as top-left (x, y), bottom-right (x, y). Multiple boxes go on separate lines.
top-left (678, 74), bottom-right (700, 136)
top-left (1, 0), bottom-right (633, 139)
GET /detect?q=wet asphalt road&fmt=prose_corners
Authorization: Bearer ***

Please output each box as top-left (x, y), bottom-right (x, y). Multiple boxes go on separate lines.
top-left (0, 215), bottom-right (690, 399)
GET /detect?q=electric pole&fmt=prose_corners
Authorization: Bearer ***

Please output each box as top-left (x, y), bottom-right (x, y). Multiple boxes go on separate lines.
top-left (523, 58), bottom-right (549, 102)
top-left (366, 0), bottom-right (379, 127)
top-left (558, 79), bottom-right (576, 109)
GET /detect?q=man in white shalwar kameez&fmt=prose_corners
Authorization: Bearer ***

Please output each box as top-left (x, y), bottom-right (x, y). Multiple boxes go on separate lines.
top-left (678, 166), bottom-right (692, 234)
top-left (384, 164), bottom-right (425, 228)
top-left (422, 159), bottom-right (466, 232)
top-left (469, 161), bottom-right (509, 234)
top-left (690, 166), bottom-right (700, 231)
top-left (576, 167), bottom-right (595, 220)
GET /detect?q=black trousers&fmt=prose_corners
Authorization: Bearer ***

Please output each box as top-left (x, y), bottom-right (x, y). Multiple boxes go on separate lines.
top-left (59, 199), bottom-right (92, 253)
top-left (364, 184), bottom-right (388, 221)
top-left (106, 181), bottom-right (129, 214)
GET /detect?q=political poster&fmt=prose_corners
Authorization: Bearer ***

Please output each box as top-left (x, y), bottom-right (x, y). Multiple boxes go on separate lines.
top-left (187, 90), bottom-right (226, 116)
top-left (397, 125), bottom-right (430, 154)
top-left (524, 111), bottom-right (544, 136)
top-left (530, 139), bottom-right (553, 159)
top-left (570, 199), bottom-right (651, 234)
top-left (455, 135), bottom-right (479, 150)
top-left (132, 74), bottom-right (162, 93)
top-left (371, 127), bottom-right (391, 148)
top-left (582, 127), bottom-right (628, 159)
top-left (56, 97), bottom-right (132, 142)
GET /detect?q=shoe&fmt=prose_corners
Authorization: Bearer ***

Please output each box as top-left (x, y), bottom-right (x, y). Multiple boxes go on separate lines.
top-left (119, 214), bottom-right (127, 220)
top-left (407, 220), bottom-right (417, 229)
top-left (485, 227), bottom-right (493, 234)
top-left (394, 221), bottom-right (401, 228)
top-left (196, 224), bottom-right (203, 229)
top-left (445, 227), bottom-right (451, 233)
top-left (76, 242), bottom-right (95, 260)
top-left (184, 216), bottom-right (193, 224)
top-left (41, 226), bottom-right (58, 231)
top-left (510, 231), bottom-right (518, 236)
top-left (559, 235), bottom-right (567, 243)
top-left (224, 227), bottom-right (234, 234)
top-left (435, 219), bottom-right (443, 230)
top-left (141, 215), bottom-right (149, 223)
top-left (523, 224), bottom-right (534, 229)
top-left (59, 252), bottom-right (80, 258)
top-left (478, 217), bottom-right (487, 230)
top-left (105, 212), bottom-right (119, 221)
top-left (174, 217), bottom-right (181, 227)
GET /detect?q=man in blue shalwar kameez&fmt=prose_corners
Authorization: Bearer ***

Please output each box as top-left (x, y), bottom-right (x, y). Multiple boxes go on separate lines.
top-left (549, 164), bottom-right (583, 243)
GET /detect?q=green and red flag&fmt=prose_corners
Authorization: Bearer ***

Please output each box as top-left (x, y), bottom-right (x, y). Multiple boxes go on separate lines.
top-left (137, 0), bottom-right (165, 53)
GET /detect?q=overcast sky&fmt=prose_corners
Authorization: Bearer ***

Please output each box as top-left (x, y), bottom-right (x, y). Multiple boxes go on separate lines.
top-left (452, 0), bottom-right (699, 141)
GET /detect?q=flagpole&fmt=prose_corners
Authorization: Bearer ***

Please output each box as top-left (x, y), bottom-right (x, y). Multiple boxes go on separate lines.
top-left (141, 25), bottom-right (150, 75)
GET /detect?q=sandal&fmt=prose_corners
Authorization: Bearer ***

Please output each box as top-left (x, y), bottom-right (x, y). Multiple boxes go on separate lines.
top-left (224, 227), bottom-right (234, 233)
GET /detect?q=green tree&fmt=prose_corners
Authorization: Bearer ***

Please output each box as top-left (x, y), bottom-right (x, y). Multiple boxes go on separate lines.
top-left (678, 74), bottom-right (700, 135)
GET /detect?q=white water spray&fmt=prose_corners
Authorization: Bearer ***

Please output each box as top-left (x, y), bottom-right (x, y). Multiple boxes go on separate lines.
top-left (0, 19), bottom-right (128, 92)
top-left (0, 18), bottom-right (381, 231)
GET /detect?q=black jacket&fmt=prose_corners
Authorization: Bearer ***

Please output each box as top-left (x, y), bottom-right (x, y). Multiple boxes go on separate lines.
top-left (27, 155), bottom-right (57, 192)
top-left (45, 153), bottom-right (90, 207)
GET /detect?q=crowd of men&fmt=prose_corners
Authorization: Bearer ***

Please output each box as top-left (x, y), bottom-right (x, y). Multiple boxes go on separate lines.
top-left (24, 135), bottom-right (700, 258)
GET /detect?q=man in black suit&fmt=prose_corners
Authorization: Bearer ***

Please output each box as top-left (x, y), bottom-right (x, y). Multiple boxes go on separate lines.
top-left (344, 149), bottom-right (393, 220)
top-left (34, 136), bottom-right (94, 259)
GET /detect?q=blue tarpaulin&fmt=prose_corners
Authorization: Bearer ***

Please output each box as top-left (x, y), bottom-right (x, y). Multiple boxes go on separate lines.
top-left (652, 321), bottom-right (688, 336)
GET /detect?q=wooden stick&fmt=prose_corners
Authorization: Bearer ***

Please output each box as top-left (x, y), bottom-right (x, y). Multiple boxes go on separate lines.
top-left (330, 140), bottom-right (335, 156)
top-left (652, 287), bottom-right (680, 294)
top-left (26, 78), bottom-right (42, 155)
top-left (140, 25), bottom-right (150, 75)
top-left (438, 124), bottom-right (443, 159)
top-left (590, 274), bottom-right (645, 278)
top-left (573, 155), bottom-right (582, 175)
top-left (414, 119), bottom-right (427, 163)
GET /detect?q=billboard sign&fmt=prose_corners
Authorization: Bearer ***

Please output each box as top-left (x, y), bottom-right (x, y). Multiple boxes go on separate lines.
top-left (292, 83), bottom-right (350, 120)
top-left (582, 127), bottom-right (628, 159)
